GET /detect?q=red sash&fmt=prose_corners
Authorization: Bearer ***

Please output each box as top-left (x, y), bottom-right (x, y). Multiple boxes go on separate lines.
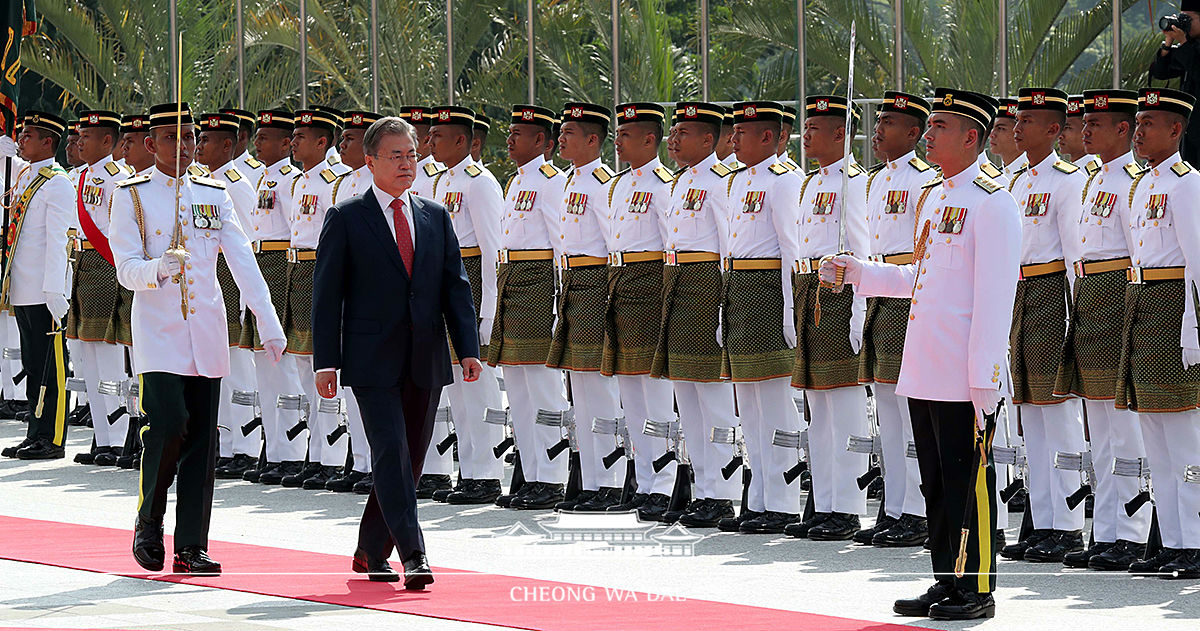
top-left (77, 169), bottom-right (114, 265)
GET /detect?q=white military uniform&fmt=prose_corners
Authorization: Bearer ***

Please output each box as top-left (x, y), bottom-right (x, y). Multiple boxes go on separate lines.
top-left (794, 155), bottom-right (870, 517)
top-left (411, 153), bottom-right (452, 475)
top-left (432, 155), bottom-right (505, 481)
top-left (0, 158), bottom-right (31, 407)
top-left (410, 155), bottom-right (445, 200)
top-left (1008, 151), bottom-right (1087, 534)
top-left (234, 151), bottom-right (266, 191)
top-left (1126, 154), bottom-right (1200, 550)
top-left (6, 157), bottom-right (72, 308)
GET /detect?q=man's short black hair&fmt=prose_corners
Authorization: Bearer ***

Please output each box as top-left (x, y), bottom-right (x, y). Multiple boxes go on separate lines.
top-left (622, 120), bottom-right (662, 145)
top-left (29, 127), bottom-right (61, 152)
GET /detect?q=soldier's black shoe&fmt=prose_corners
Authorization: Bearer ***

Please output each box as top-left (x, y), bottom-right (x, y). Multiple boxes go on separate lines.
top-left (928, 591), bottom-right (995, 620)
top-left (1128, 547), bottom-right (1185, 576)
top-left (260, 460), bottom-right (304, 485)
top-left (1088, 539), bottom-right (1146, 571)
top-left (511, 482), bottom-right (565, 510)
top-left (660, 498), bottom-right (701, 524)
top-left (573, 487), bottom-right (623, 512)
top-left (1024, 529), bottom-right (1084, 563)
top-left (999, 528), bottom-right (1052, 560)
top-left (75, 445), bottom-right (105, 465)
top-left (2, 437), bottom-right (34, 458)
top-left (635, 493), bottom-right (672, 521)
top-left (784, 512), bottom-right (832, 538)
top-left (132, 517), bottom-right (165, 572)
top-left (431, 480), bottom-right (461, 503)
top-left (608, 492), bottom-right (650, 512)
top-left (325, 470), bottom-right (368, 492)
top-left (0, 399), bottom-right (24, 420)
top-left (853, 514), bottom-right (897, 544)
top-left (116, 448), bottom-right (141, 469)
top-left (16, 439), bottom-right (64, 460)
top-left (302, 465), bottom-right (342, 490)
top-left (893, 581), bottom-right (955, 617)
top-left (808, 512), bottom-right (861, 541)
top-left (448, 479), bottom-right (503, 505)
top-left (719, 510), bottom-right (762, 532)
top-left (215, 456), bottom-right (234, 469)
top-left (94, 447), bottom-right (121, 466)
top-left (555, 489), bottom-right (597, 512)
top-left (352, 473), bottom-right (374, 494)
top-left (352, 548), bottom-right (399, 582)
top-left (172, 546), bottom-right (221, 575)
top-left (67, 405), bottom-right (91, 427)
top-left (1063, 540), bottom-right (1114, 568)
top-left (15, 409), bottom-right (29, 423)
top-left (994, 529), bottom-right (1006, 555)
top-left (873, 514), bottom-right (929, 548)
top-left (679, 499), bottom-right (735, 528)
top-left (739, 510), bottom-right (799, 534)
top-left (215, 453), bottom-right (257, 479)
top-left (281, 462), bottom-right (323, 488)
top-left (416, 474), bottom-right (452, 499)
top-left (1160, 548), bottom-right (1200, 579)
top-left (242, 461), bottom-right (279, 483)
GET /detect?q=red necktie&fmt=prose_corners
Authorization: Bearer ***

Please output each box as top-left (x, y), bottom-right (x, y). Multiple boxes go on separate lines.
top-left (390, 197), bottom-right (414, 273)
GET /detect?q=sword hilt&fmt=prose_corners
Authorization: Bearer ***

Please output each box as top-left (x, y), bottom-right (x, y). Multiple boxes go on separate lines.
top-left (954, 528), bottom-right (969, 578)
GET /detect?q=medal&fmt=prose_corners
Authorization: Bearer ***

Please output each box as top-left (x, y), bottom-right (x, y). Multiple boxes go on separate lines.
top-left (884, 190), bottom-right (908, 214)
top-left (683, 188), bottom-right (706, 212)
top-left (1146, 193), bottom-right (1168, 219)
top-left (812, 191), bottom-right (837, 215)
top-left (628, 191), bottom-right (652, 214)
top-left (80, 185), bottom-right (103, 206)
top-left (514, 190), bottom-right (535, 211)
top-left (938, 206), bottom-right (967, 234)
top-left (298, 194), bottom-right (320, 215)
top-left (443, 191), bottom-right (463, 214)
top-left (1025, 192), bottom-right (1050, 217)
top-left (257, 190), bottom-right (276, 210)
top-left (566, 192), bottom-right (588, 215)
top-left (742, 191), bottom-right (765, 214)
top-left (1089, 191), bottom-right (1116, 218)
top-left (192, 204), bottom-right (220, 230)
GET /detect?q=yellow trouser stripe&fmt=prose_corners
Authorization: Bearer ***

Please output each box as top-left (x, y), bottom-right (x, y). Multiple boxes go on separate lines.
top-left (974, 422), bottom-right (995, 593)
top-left (51, 332), bottom-right (67, 446)
top-left (136, 373), bottom-right (147, 512)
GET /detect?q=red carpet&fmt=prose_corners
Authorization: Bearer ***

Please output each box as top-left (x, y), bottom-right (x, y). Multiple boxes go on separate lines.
top-left (0, 516), bottom-right (928, 631)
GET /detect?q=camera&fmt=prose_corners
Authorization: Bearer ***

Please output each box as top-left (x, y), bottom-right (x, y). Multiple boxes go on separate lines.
top-left (1160, 12), bottom-right (1194, 34)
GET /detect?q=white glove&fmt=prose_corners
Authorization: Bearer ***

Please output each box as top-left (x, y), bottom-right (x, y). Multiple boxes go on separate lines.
top-left (783, 308), bottom-right (797, 349)
top-left (263, 338), bottom-right (286, 364)
top-left (969, 387), bottom-right (1001, 431)
top-left (818, 254), bottom-right (863, 286)
top-left (850, 329), bottom-right (862, 355)
top-left (479, 317), bottom-right (494, 344)
top-left (43, 292), bottom-right (68, 323)
top-left (0, 135), bottom-right (17, 159)
top-left (715, 307), bottom-right (724, 348)
top-left (1184, 347), bottom-right (1200, 370)
top-left (156, 251), bottom-right (190, 281)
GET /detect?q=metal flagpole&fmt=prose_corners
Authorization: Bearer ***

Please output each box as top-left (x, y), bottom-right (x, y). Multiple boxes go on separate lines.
top-left (237, 0), bottom-right (245, 107)
top-left (527, 0), bottom-right (535, 102)
top-left (1111, 0), bottom-right (1121, 88)
top-left (371, 0), bottom-right (379, 110)
top-left (700, 0), bottom-right (709, 101)
top-left (797, 0), bottom-right (806, 163)
top-left (997, 0), bottom-right (1008, 97)
top-left (447, 0), bottom-right (454, 105)
top-left (169, 0), bottom-right (178, 94)
top-left (612, 0), bottom-right (619, 165)
top-left (299, 0), bottom-right (308, 108)
top-left (893, 0), bottom-right (902, 89)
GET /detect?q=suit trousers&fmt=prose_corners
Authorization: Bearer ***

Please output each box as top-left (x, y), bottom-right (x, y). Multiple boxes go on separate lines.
top-left (673, 380), bottom-right (738, 500)
top-left (13, 305), bottom-right (67, 444)
top-left (805, 385), bottom-right (869, 515)
top-left (1020, 400), bottom-right (1086, 531)
top-left (136, 372), bottom-right (221, 552)
top-left (352, 380), bottom-right (440, 561)
top-left (875, 383), bottom-right (925, 518)
top-left (616, 374), bottom-right (677, 497)
top-left (740, 378), bottom-right (804, 514)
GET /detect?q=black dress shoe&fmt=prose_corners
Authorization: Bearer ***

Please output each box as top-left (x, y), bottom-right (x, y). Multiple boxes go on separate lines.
top-left (94, 447), bottom-right (121, 466)
top-left (116, 447), bottom-right (142, 469)
top-left (1129, 547), bottom-right (1185, 576)
top-left (636, 493), bottom-right (672, 521)
top-left (243, 461), bottom-right (279, 483)
top-left (1007, 487), bottom-right (1027, 512)
top-left (873, 514), bottom-right (929, 548)
top-left (574, 487), bottom-right (624, 512)
top-left (16, 439), bottom-right (65, 460)
top-left (680, 499), bottom-right (735, 528)
top-left (353, 473), bottom-right (375, 494)
top-left (15, 409), bottom-right (29, 423)
top-left (739, 511), bottom-right (799, 534)
top-left (132, 517), bottom-right (165, 572)
top-left (431, 481), bottom-right (461, 503)
top-left (215, 454), bottom-right (257, 479)
top-left (660, 499), bottom-right (703, 525)
top-left (784, 512), bottom-right (831, 538)
top-left (719, 510), bottom-right (762, 532)
top-left (2, 437), bottom-right (34, 458)
top-left (74, 444), bottom-right (102, 464)
top-left (555, 489), bottom-right (596, 512)
top-left (808, 512), bottom-right (861, 541)
top-left (415, 474), bottom-right (452, 499)
top-left (260, 461), bottom-right (304, 485)
top-left (1160, 549), bottom-right (1200, 579)
top-left (999, 528), bottom-right (1052, 560)
top-left (403, 551), bottom-right (434, 590)
top-left (215, 456), bottom-right (234, 469)
top-left (608, 492), bottom-right (649, 512)
top-left (173, 546), bottom-right (222, 575)
top-left (511, 482), bottom-right (565, 510)
top-left (1089, 539), bottom-right (1146, 571)
top-left (326, 469), bottom-right (368, 492)
top-left (1024, 529), bottom-right (1084, 563)
top-left (448, 479), bottom-right (503, 505)
top-left (353, 548), bottom-right (399, 582)
top-left (67, 405), bottom-right (91, 427)
top-left (893, 581), bottom-right (955, 617)
top-left (1063, 540), bottom-right (1114, 568)
top-left (303, 465), bottom-right (342, 489)
top-left (853, 514), bottom-right (897, 544)
top-left (928, 590), bottom-right (995, 620)
top-left (281, 462), bottom-right (323, 488)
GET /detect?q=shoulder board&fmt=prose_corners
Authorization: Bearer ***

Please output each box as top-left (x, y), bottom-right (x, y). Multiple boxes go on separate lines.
top-left (245, 157), bottom-right (263, 168)
top-left (846, 163), bottom-right (863, 178)
top-left (653, 166), bottom-right (673, 183)
top-left (979, 162), bottom-right (1002, 179)
top-left (190, 175), bottom-right (226, 189)
top-left (465, 164), bottom-right (483, 177)
top-left (784, 158), bottom-right (800, 171)
top-left (423, 162), bottom-right (444, 177)
top-left (1084, 158), bottom-right (1101, 176)
top-left (973, 176), bottom-right (1001, 194)
top-left (539, 163), bottom-right (560, 178)
top-left (769, 162), bottom-right (791, 175)
top-left (223, 168), bottom-right (242, 183)
top-left (592, 165), bottom-right (614, 184)
top-left (104, 161), bottom-right (121, 176)
top-left (921, 175), bottom-right (943, 189)
top-left (280, 164), bottom-right (294, 175)
top-left (710, 162), bottom-right (731, 177)
top-left (326, 154), bottom-right (341, 165)
top-left (1052, 159), bottom-right (1079, 174)
top-left (187, 164), bottom-right (208, 177)
top-left (122, 164), bottom-right (135, 174)
top-left (319, 168), bottom-right (337, 183)
top-left (908, 156), bottom-right (932, 172)
top-left (867, 163), bottom-right (886, 174)
top-left (91, 177), bottom-right (104, 185)
top-left (1124, 163), bottom-right (1144, 179)
top-left (1172, 161), bottom-right (1194, 177)
top-left (116, 174), bottom-right (151, 188)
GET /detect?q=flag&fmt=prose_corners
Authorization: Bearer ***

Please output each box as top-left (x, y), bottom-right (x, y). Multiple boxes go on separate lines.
top-left (1, 0), bottom-right (36, 135)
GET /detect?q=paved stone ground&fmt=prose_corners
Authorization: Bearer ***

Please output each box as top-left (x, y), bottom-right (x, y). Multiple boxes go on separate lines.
top-left (0, 418), bottom-right (1197, 630)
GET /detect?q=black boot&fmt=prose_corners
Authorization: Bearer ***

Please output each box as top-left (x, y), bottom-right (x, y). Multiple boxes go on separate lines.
top-left (447, 479), bottom-right (503, 505)
top-left (853, 514), bottom-right (897, 545)
top-left (1063, 540), bottom-right (1114, 569)
top-left (302, 465), bottom-right (342, 490)
top-left (260, 460), bottom-right (304, 485)
top-left (352, 473), bottom-right (374, 494)
top-left (1024, 529), bottom-right (1084, 563)
top-left (281, 462), bottom-right (324, 488)
top-left (635, 493), bottom-right (672, 521)
top-left (999, 528), bottom-right (1053, 560)
top-left (784, 512), bottom-right (831, 538)
top-left (808, 512), bottom-right (862, 541)
top-left (132, 517), bottom-right (165, 572)
top-left (679, 499), bottom-right (735, 528)
top-left (893, 581), bottom-right (955, 617)
top-left (1128, 547), bottom-right (1185, 576)
top-left (739, 511), bottom-right (799, 534)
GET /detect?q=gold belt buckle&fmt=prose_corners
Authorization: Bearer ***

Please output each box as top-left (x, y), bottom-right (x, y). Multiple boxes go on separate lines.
top-left (665, 250), bottom-right (678, 266)
top-left (797, 258), bottom-right (814, 275)
top-left (73, 237), bottom-right (85, 251)
top-left (609, 251), bottom-right (625, 267)
top-left (499, 249), bottom-right (511, 264)
top-left (1073, 260), bottom-right (1086, 277)
top-left (868, 254), bottom-right (884, 263)
top-left (1128, 267), bottom-right (1144, 284)
top-left (252, 241), bottom-right (263, 254)
top-left (286, 248), bottom-right (298, 263)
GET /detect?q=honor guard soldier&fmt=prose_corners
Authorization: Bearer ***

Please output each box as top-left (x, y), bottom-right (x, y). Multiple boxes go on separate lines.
top-left (240, 110), bottom-right (306, 484)
top-left (547, 101), bottom-right (624, 510)
top-left (0, 129), bottom-right (30, 426)
top-left (427, 105), bottom-right (506, 504)
top-left (220, 108), bottom-right (266, 185)
top-left (1000, 87), bottom-right (1089, 563)
top-left (825, 88), bottom-right (1016, 620)
top-left (784, 95), bottom-right (870, 540)
top-left (722, 100), bottom-right (806, 535)
top-left (194, 112), bottom-right (263, 479)
top-left (1117, 87), bottom-right (1200, 579)
top-left (64, 120), bottom-right (84, 175)
top-left (1049, 88), bottom-right (1152, 571)
top-left (489, 105), bottom-right (571, 510)
top-left (121, 114), bottom-right (154, 175)
top-left (66, 110), bottom-right (133, 466)
top-left (1060, 95), bottom-right (1095, 169)
top-left (470, 114), bottom-right (492, 164)
top-left (985, 98), bottom-right (1022, 187)
top-left (0, 111), bottom-right (73, 460)
top-left (851, 91), bottom-right (933, 547)
top-left (112, 101), bottom-right (285, 575)
top-left (312, 106), bottom-right (350, 173)
top-left (716, 111), bottom-right (740, 169)
top-left (654, 102), bottom-right (740, 526)
top-left (598, 103), bottom-right (678, 514)
top-left (777, 105), bottom-right (801, 170)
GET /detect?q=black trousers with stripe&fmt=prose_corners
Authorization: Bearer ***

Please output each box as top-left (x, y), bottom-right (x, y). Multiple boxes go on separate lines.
top-left (13, 304), bottom-right (67, 445)
top-left (908, 398), bottom-right (998, 594)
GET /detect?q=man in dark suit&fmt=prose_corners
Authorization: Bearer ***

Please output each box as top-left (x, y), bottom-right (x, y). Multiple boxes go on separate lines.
top-left (312, 116), bottom-right (482, 590)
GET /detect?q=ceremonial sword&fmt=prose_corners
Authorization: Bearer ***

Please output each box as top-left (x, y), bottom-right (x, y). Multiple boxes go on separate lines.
top-left (815, 20), bottom-right (855, 326)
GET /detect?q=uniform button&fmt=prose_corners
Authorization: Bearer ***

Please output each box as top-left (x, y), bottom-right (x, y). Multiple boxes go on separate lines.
top-left (916, 283), bottom-right (922, 290)
top-left (922, 268), bottom-right (927, 274)
top-left (1139, 240), bottom-right (1143, 246)
top-left (148, 283), bottom-right (157, 289)
top-left (909, 314), bottom-right (916, 320)
top-left (1032, 219), bottom-right (1038, 224)
top-left (189, 292), bottom-right (195, 299)
top-left (560, 234), bottom-right (565, 238)
top-left (991, 377), bottom-right (998, 383)
top-left (804, 238), bottom-right (809, 243)
top-left (1097, 220), bottom-right (1102, 226)
top-left (732, 232), bottom-right (737, 237)
top-left (189, 308), bottom-right (195, 314)
top-left (186, 264), bottom-right (192, 270)
top-left (616, 233), bottom-right (620, 238)
top-left (939, 195), bottom-right (946, 200)
top-left (188, 278), bottom-right (194, 285)
top-left (156, 230), bottom-right (162, 235)
top-left (875, 235), bottom-right (879, 239)
top-left (886, 176), bottom-right (891, 182)
top-left (1026, 183), bottom-right (1031, 189)
top-left (820, 218), bottom-right (825, 223)
top-left (1154, 221), bottom-right (1159, 226)
top-left (1149, 183), bottom-right (1155, 190)
top-left (946, 238), bottom-right (951, 243)
top-left (673, 228), bottom-right (678, 233)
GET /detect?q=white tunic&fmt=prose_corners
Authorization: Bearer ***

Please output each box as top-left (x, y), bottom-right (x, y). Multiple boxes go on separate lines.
top-left (432, 155), bottom-right (503, 322)
top-left (500, 154), bottom-right (567, 252)
top-left (726, 154), bottom-right (804, 315)
top-left (76, 154), bottom-right (133, 236)
top-left (866, 150), bottom-right (935, 258)
top-left (332, 165), bottom-right (372, 204)
top-left (7, 158), bottom-right (73, 305)
top-left (1076, 151), bottom-right (1138, 263)
top-left (1007, 151), bottom-right (1086, 269)
top-left (604, 157), bottom-right (671, 253)
top-left (234, 150), bottom-right (266, 188)
top-left (410, 155), bottom-right (445, 200)
top-left (288, 163), bottom-right (339, 249)
top-left (251, 159), bottom-right (298, 241)
top-left (556, 156), bottom-right (614, 258)
top-left (663, 152), bottom-right (734, 254)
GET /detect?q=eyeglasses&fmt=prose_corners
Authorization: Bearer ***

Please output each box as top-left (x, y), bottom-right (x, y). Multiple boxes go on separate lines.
top-left (370, 152), bottom-right (417, 167)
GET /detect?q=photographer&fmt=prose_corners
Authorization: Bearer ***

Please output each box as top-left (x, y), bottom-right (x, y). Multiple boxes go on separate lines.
top-left (1150, 2), bottom-right (1200, 166)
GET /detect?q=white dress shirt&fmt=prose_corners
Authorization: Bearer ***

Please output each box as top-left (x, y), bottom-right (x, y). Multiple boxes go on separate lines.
top-left (370, 182), bottom-right (416, 249)
top-left (77, 154), bottom-right (132, 236)
top-left (663, 151), bottom-right (734, 254)
top-left (1076, 151), bottom-right (1138, 263)
top-left (7, 158), bottom-right (73, 305)
top-left (500, 154), bottom-right (567, 252)
top-left (605, 156), bottom-right (672, 253)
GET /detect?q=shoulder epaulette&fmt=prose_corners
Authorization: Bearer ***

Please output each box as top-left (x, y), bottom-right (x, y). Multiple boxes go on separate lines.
top-left (768, 162), bottom-right (791, 175)
top-left (104, 162), bottom-right (121, 176)
top-left (973, 175), bottom-right (1001, 194)
top-left (186, 164), bottom-right (208, 177)
top-left (539, 163), bottom-right (560, 178)
top-left (1052, 159), bottom-right (1079, 174)
top-left (592, 165), bottom-right (614, 184)
top-left (465, 164), bottom-right (483, 178)
top-left (245, 156), bottom-right (263, 169)
top-left (784, 158), bottom-right (800, 171)
top-left (190, 174), bottom-right (226, 189)
top-left (710, 162), bottom-right (732, 177)
top-left (980, 162), bottom-right (1002, 179)
top-left (423, 162), bottom-right (444, 177)
top-left (223, 168), bottom-right (242, 183)
top-left (1084, 158), bottom-right (1101, 176)
top-left (1171, 161), bottom-right (1193, 177)
top-left (909, 156), bottom-right (932, 172)
top-left (116, 174), bottom-right (150, 188)
top-left (846, 163), bottom-right (863, 178)
top-left (280, 164), bottom-right (294, 175)
top-left (653, 166), bottom-right (673, 183)
top-left (922, 175), bottom-right (943, 189)
top-left (327, 154), bottom-right (341, 165)
top-left (319, 168), bottom-right (336, 183)
top-left (1124, 163), bottom-right (1144, 179)
top-left (122, 164), bottom-right (135, 174)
